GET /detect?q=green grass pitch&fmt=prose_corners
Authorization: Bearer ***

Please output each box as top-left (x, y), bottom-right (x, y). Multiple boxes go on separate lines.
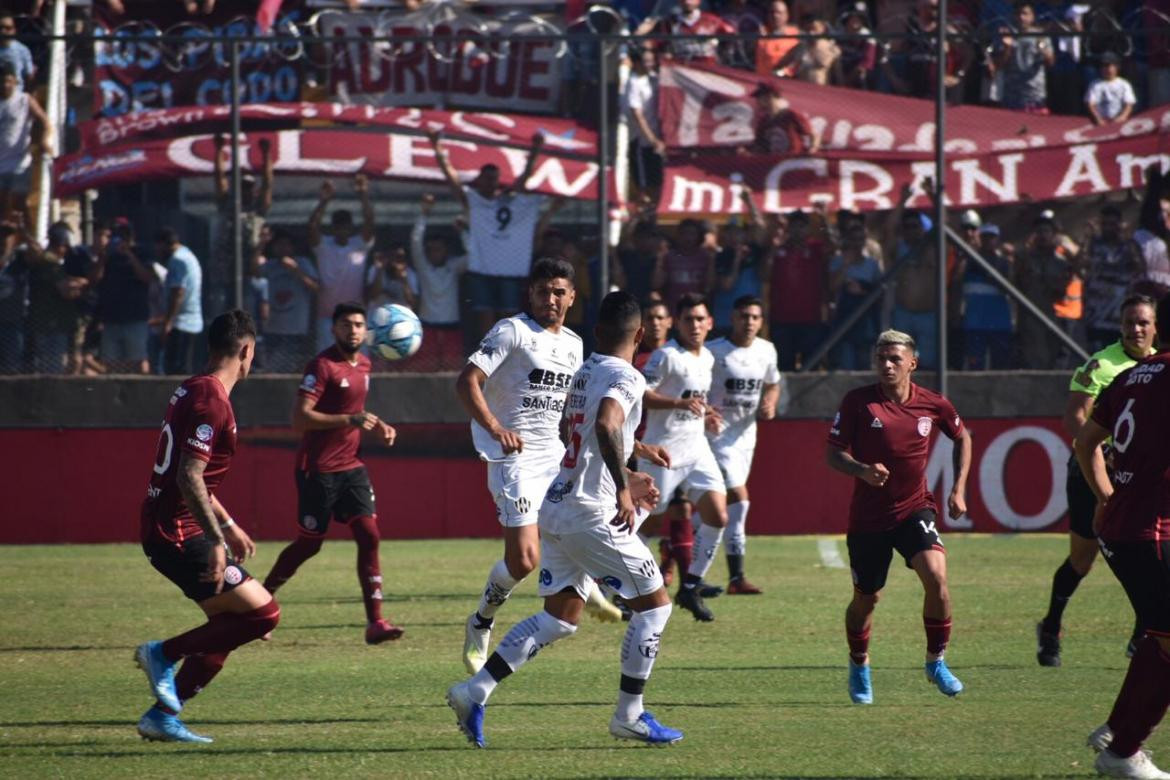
top-left (0, 536), bottom-right (1156, 778)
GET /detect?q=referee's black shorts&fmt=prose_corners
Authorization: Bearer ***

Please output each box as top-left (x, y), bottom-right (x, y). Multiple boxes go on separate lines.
top-left (1067, 453), bottom-right (1108, 539)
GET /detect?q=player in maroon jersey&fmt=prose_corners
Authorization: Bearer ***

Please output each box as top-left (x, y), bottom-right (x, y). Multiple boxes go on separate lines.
top-left (134, 310), bottom-right (280, 744)
top-left (825, 329), bottom-right (972, 704)
top-left (1075, 296), bottom-right (1170, 779)
top-left (263, 302), bottom-right (403, 645)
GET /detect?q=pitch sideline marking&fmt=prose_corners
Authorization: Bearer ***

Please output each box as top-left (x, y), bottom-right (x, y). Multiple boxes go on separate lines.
top-left (817, 538), bottom-right (846, 569)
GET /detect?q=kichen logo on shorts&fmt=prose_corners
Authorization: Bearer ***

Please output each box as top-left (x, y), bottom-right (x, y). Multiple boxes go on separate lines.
top-left (539, 568), bottom-right (552, 586)
top-left (223, 565), bottom-right (243, 586)
top-left (916, 416), bottom-right (933, 437)
top-left (302, 514), bottom-right (318, 531)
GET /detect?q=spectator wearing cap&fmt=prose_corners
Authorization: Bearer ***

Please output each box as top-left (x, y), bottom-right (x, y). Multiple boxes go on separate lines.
top-left (406, 193), bottom-right (468, 372)
top-left (994, 1), bottom-right (1054, 113)
top-left (0, 64), bottom-right (50, 227)
top-left (0, 15), bottom-right (34, 89)
top-left (158, 227), bottom-right (204, 375)
top-left (308, 175), bottom-right (376, 350)
top-left (211, 133), bottom-right (273, 313)
top-left (756, 0), bottom-right (800, 78)
top-left (1015, 212), bottom-right (1075, 368)
top-left (93, 219), bottom-right (155, 374)
top-left (655, 218), bottom-right (715, 307)
top-left (1085, 52), bottom-right (1136, 126)
top-left (762, 209), bottom-right (829, 370)
top-left (882, 183), bottom-right (941, 370)
top-left (958, 223), bottom-right (1014, 370)
top-left (747, 82), bottom-right (818, 155)
top-left (624, 48), bottom-right (666, 206)
top-left (1076, 204), bottom-right (1144, 352)
top-left (838, 3), bottom-right (878, 89)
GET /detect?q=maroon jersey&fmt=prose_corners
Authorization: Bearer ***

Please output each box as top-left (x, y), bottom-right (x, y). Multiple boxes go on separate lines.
top-left (753, 109), bottom-right (813, 155)
top-left (827, 383), bottom-right (964, 532)
top-left (769, 240), bottom-right (826, 325)
top-left (140, 375), bottom-right (237, 546)
top-left (1090, 354), bottom-right (1170, 542)
top-left (296, 346), bottom-right (371, 473)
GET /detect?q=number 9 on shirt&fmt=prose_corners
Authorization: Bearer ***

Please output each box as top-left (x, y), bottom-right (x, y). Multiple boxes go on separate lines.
top-left (369, 303), bottom-right (423, 361)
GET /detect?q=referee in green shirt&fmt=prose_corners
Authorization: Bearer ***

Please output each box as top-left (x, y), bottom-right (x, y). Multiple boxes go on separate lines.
top-left (1037, 295), bottom-right (1158, 667)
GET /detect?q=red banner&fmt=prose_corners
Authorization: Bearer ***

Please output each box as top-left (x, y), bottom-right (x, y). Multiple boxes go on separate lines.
top-left (0, 419), bottom-right (1074, 544)
top-left (658, 61), bottom-right (1170, 213)
top-left (53, 127), bottom-right (603, 200)
top-left (79, 103), bottom-right (596, 154)
top-left (93, 1), bottom-right (308, 118)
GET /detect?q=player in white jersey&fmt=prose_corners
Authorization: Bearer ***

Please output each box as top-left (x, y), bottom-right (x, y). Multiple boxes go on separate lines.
top-left (429, 129), bottom-right (548, 339)
top-left (455, 258), bottom-right (617, 676)
top-left (446, 291), bottom-right (683, 747)
top-left (641, 293), bottom-right (730, 622)
top-left (705, 295), bottom-right (780, 594)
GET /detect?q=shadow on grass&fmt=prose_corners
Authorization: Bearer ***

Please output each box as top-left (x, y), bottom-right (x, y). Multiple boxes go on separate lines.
top-left (281, 593), bottom-right (474, 604)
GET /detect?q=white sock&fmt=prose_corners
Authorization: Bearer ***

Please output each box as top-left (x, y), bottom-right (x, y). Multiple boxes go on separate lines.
top-left (616, 603), bottom-right (672, 722)
top-left (725, 500), bottom-right (749, 556)
top-left (476, 559), bottom-right (521, 620)
top-left (466, 611), bottom-right (577, 704)
top-left (687, 523), bottom-right (725, 580)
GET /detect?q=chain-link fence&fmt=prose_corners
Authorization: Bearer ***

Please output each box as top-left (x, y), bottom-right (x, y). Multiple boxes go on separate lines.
top-left (2, 1), bottom-right (1168, 378)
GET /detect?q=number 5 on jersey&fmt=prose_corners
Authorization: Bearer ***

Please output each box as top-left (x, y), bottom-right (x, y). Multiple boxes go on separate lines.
top-left (562, 413), bottom-right (585, 468)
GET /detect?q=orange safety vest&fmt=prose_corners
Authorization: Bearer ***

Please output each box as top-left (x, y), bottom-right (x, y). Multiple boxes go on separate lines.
top-left (1054, 276), bottom-right (1083, 320)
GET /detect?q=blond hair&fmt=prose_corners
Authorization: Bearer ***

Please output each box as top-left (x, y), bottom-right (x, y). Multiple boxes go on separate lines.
top-left (875, 329), bottom-right (917, 355)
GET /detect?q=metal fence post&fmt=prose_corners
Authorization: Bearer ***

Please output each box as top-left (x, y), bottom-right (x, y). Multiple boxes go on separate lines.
top-left (230, 39), bottom-right (243, 312)
top-left (935, 0), bottom-right (949, 394)
top-left (598, 34), bottom-right (610, 298)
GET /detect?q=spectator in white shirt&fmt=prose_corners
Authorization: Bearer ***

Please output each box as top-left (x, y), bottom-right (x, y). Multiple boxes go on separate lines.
top-left (409, 193), bottom-right (469, 371)
top-left (625, 47), bottom-right (666, 206)
top-left (308, 174), bottom-right (375, 350)
top-left (1085, 52), bottom-right (1137, 126)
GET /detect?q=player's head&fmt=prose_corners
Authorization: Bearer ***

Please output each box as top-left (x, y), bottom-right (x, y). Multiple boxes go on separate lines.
top-left (207, 309), bottom-right (257, 379)
top-left (595, 290), bottom-right (644, 354)
top-left (331, 209), bottom-right (355, 242)
top-left (731, 295), bottom-right (765, 343)
top-left (873, 329), bottom-right (918, 384)
top-left (331, 301), bottom-right (367, 356)
top-left (675, 292), bottom-right (712, 350)
top-left (473, 164), bottom-right (501, 198)
top-left (527, 257), bottom-right (576, 328)
top-left (1120, 294), bottom-right (1157, 356)
top-left (642, 297), bottom-right (672, 345)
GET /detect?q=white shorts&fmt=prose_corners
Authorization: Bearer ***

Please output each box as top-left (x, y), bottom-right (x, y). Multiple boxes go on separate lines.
top-left (711, 440), bottom-right (756, 491)
top-left (537, 523), bottom-right (664, 601)
top-left (641, 447), bottom-right (725, 514)
top-left (487, 455), bottom-right (560, 527)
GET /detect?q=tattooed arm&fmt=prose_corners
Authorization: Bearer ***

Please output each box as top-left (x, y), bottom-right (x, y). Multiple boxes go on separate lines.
top-left (177, 453), bottom-right (228, 591)
top-left (596, 398), bottom-right (636, 532)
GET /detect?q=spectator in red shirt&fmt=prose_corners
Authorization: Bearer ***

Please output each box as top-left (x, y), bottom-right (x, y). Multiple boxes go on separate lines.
top-left (654, 218), bottom-right (716, 308)
top-left (762, 210), bottom-right (829, 370)
top-left (638, 0), bottom-right (736, 64)
top-left (746, 81), bottom-right (818, 155)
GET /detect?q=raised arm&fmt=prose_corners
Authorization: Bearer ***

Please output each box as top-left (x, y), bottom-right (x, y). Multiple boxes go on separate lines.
top-left (356, 174), bottom-right (375, 244)
top-left (411, 194), bottom-right (433, 268)
top-left (513, 133), bottom-right (546, 193)
top-left (308, 180), bottom-right (334, 249)
top-left (427, 129), bottom-right (469, 211)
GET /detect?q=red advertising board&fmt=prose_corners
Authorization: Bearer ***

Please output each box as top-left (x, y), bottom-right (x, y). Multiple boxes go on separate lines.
top-left (0, 418), bottom-right (1072, 544)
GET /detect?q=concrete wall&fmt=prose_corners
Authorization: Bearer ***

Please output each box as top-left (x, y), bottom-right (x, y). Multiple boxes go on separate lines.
top-left (0, 371), bottom-right (1069, 428)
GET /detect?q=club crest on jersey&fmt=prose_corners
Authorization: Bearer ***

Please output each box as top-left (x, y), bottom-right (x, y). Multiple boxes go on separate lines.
top-left (302, 515), bottom-right (318, 531)
top-left (195, 424), bottom-right (214, 442)
top-left (917, 417), bottom-right (933, 436)
top-left (300, 374), bottom-right (317, 391)
top-left (223, 565), bottom-right (243, 586)
top-left (871, 417), bottom-right (884, 429)
top-left (340, 377), bottom-right (350, 388)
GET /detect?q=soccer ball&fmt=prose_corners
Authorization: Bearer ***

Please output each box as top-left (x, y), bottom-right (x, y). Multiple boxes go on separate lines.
top-left (369, 303), bottom-right (423, 361)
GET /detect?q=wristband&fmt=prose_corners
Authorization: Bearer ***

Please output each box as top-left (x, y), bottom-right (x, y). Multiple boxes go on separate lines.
top-left (220, 518), bottom-right (236, 529)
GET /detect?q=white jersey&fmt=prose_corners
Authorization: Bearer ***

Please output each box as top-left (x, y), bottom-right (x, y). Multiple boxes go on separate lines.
top-left (541, 353), bottom-right (646, 535)
top-left (706, 336), bottom-right (780, 452)
top-left (467, 313), bottom-right (582, 462)
top-left (641, 339), bottom-right (715, 468)
top-left (465, 188), bottom-right (545, 278)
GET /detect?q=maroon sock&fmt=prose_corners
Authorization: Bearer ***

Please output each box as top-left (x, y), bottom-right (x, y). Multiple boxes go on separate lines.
top-left (162, 651), bottom-right (230, 712)
top-left (658, 538), bottom-right (673, 573)
top-left (351, 515), bottom-right (383, 623)
top-left (924, 616), bottom-right (952, 656)
top-left (262, 535), bottom-right (324, 593)
top-left (847, 627), bottom-right (871, 663)
top-left (161, 599), bottom-right (281, 661)
top-left (1108, 638), bottom-right (1170, 757)
top-left (669, 515), bottom-right (694, 579)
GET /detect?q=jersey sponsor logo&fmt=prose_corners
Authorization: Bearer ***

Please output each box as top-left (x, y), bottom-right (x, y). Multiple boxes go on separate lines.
top-left (1125, 361), bottom-right (1166, 385)
top-left (917, 417), bottom-right (932, 437)
top-left (186, 437), bottom-right (211, 453)
top-left (526, 368), bottom-right (574, 391)
top-left (302, 514), bottom-right (318, 531)
top-left (195, 424), bottom-right (214, 442)
top-left (300, 373), bottom-right (317, 391)
top-left (522, 395), bottom-right (565, 412)
top-left (609, 382), bottom-right (635, 403)
top-left (871, 417), bottom-right (884, 429)
top-left (223, 565), bottom-right (243, 586)
top-left (146, 485), bottom-right (161, 499)
top-left (169, 386), bottom-right (188, 405)
top-left (340, 377), bottom-right (350, 388)
top-left (724, 377), bottom-right (764, 393)
top-left (539, 568), bottom-right (553, 586)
